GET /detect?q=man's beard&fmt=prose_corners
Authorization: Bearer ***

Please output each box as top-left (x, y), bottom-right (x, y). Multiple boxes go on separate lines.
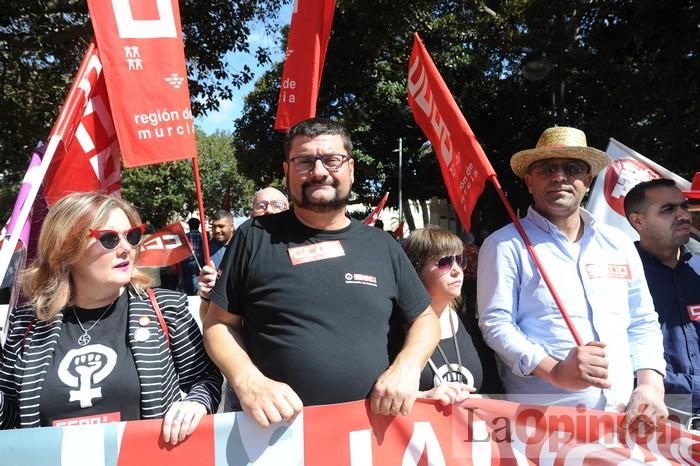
top-left (291, 178), bottom-right (350, 213)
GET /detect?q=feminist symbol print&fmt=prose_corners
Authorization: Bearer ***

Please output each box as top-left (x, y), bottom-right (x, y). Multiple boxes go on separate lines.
top-left (58, 345), bottom-right (117, 408)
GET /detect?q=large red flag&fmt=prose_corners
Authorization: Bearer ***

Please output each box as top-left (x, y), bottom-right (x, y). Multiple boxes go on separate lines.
top-left (87, 0), bottom-right (197, 167)
top-left (407, 33), bottom-right (496, 232)
top-left (43, 46), bottom-right (121, 205)
top-left (274, 0), bottom-right (336, 131)
top-left (137, 222), bottom-right (193, 268)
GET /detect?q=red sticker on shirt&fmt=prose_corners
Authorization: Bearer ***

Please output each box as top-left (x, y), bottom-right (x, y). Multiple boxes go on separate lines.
top-left (53, 411), bottom-right (121, 427)
top-left (585, 263), bottom-right (631, 279)
top-left (688, 304), bottom-right (700, 322)
top-left (288, 240), bottom-right (345, 265)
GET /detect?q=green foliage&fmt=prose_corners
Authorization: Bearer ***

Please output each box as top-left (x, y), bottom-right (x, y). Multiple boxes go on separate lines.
top-left (0, 0), bottom-right (284, 219)
top-left (120, 129), bottom-right (255, 227)
top-left (234, 0), bottom-right (699, 236)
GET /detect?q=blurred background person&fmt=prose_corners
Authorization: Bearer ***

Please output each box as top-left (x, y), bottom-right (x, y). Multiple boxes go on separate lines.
top-left (209, 210), bottom-right (235, 270)
top-left (250, 187), bottom-right (289, 217)
top-left (0, 193), bottom-right (221, 445)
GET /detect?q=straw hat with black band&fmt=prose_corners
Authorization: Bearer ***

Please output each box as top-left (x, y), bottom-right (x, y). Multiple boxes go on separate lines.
top-left (510, 126), bottom-right (611, 178)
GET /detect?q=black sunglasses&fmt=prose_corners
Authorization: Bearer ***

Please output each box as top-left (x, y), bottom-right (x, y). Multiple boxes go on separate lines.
top-left (88, 225), bottom-right (145, 250)
top-left (435, 254), bottom-right (466, 273)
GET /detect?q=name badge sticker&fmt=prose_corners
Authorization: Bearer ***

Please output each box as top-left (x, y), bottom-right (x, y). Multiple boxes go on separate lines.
top-left (688, 304), bottom-right (700, 322)
top-left (288, 240), bottom-right (345, 265)
top-left (585, 263), bottom-right (631, 280)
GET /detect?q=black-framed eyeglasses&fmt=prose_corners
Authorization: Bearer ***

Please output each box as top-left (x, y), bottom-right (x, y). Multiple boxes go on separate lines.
top-left (435, 254), bottom-right (466, 273)
top-left (253, 200), bottom-right (288, 212)
top-left (88, 225), bottom-right (145, 250)
top-left (288, 154), bottom-right (351, 173)
top-left (529, 159), bottom-right (590, 177)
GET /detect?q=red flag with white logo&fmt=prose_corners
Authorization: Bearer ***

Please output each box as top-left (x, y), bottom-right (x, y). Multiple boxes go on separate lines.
top-left (87, 0), bottom-right (197, 167)
top-left (137, 222), bottom-right (193, 267)
top-left (274, 0), bottom-right (336, 131)
top-left (586, 138), bottom-right (692, 240)
top-left (407, 33), bottom-right (495, 232)
top-left (43, 46), bottom-right (121, 205)
top-left (362, 192), bottom-right (390, 225)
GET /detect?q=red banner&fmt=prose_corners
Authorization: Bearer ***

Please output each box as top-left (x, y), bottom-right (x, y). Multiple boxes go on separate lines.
top-left (2, 399), bottom-right (699, 465)
top-left (43, 45), bottom-right (121, 205)
top-left (274, 0), bottom-right (336, 131)
top-left (137, 222), bottom-right (193, 267)
top-left (407, 33), bottom-right (496, 232)
top-left (362, 192), bottom-right (390, 225)
top-left (87, 0), bottom-right (196, 167)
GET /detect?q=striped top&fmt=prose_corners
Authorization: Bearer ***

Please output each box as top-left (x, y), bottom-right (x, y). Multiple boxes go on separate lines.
top-left (0, 287), bottom-right (222, 428)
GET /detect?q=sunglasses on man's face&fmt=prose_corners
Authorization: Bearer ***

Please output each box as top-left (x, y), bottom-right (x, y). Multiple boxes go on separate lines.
top-left (88, 225), bottom-right (145, 250)
top-left (435, 254), bottom-right (466, 273)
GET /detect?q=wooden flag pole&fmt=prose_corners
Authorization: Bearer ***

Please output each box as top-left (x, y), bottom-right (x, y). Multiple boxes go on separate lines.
top-left (488, 174), bottom-right (584, 346)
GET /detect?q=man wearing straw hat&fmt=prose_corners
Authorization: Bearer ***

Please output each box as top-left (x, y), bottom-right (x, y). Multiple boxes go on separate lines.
top-left (624, 176), bottom-right (700, 425)
top-left (478, 127), bottom-right (667, 425)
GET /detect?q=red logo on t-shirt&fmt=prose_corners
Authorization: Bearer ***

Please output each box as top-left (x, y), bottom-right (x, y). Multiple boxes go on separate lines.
top-left (603, 159), bottom-right (661, 216)
top-left (53, 411), bottom-right (120, 427)
top-left (585, 263), bottom-right (632, 279)
top-left (688, 304), bottom-right (700, 322)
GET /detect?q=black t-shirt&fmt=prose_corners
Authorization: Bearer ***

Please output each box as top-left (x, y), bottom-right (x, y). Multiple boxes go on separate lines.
top-left (419, 315), bottom-right (483, 391)
top-left (39, 292), bottom-right (141, 426)
top-left (210, 210), bottom-right (431, 406)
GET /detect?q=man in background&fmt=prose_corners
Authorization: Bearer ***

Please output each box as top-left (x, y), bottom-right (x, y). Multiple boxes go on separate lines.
top-left (625, 178), bottom-right (700, 423)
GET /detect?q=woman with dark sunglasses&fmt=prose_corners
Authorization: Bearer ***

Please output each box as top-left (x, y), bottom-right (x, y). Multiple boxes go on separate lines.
top-left (0, 192), bottom-right (221, 444)
top-left (402, 226), bottom-right (500, 404)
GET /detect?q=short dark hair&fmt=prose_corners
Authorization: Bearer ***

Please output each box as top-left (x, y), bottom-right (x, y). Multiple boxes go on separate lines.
top-left (211, 209), bottom-right (233, 223)
top-left (623, 178), bottom-right (677, 220)
top-left (283, 117), bottom-right (353, 159)
top-left (187, 217), bottom-right (200, 230)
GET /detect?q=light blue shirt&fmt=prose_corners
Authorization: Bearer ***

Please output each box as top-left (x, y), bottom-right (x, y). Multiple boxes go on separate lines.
top-left (477, 206), bottom-right (665, 409)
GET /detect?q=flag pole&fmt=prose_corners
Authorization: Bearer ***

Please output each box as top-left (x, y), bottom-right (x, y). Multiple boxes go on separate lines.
top-left (0, 43), bottom-right (99, 287)
top-left (191, 157), bottom-right (210, 266)
top-left (488, 174), bottom-right (584, 346)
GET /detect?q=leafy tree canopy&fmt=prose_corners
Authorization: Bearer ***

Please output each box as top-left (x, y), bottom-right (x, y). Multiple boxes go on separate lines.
top-left (0, 0), bottom-right (283, 217)
top-left (234, 0), bottom-right (699, 235)
top-left (121, 129), bottom-right (255, 228)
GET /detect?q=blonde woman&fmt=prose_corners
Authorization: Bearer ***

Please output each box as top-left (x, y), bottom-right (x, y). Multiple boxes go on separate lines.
top-left (402, 226), bottom-right (501, 404)
top-left (0, 193), bottom-right (221, 445)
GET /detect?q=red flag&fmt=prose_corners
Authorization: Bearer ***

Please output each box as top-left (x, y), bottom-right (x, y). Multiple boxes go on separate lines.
top-left (362, 192), bottom-right (390, 225)
top-left (407, 33), bottom-right (496, 231)
top-left (274, 0), bottom-right (336, 131)
top-left (87, 0), bottom-right (197, 167)
top-left (43, 46), bottom-right (121, 205)
top-left (137, 223), bottom-right (193, 267)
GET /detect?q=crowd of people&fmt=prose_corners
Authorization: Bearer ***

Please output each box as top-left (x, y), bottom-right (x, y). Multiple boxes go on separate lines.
top-left (0, 117), bottom-right (698, 444)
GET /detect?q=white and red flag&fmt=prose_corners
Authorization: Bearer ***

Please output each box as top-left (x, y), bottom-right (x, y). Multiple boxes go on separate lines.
top-left (43, 45), bottom-right (121, 205)
top-left (586, 138), bottom-right (691, 239)
top-left (362, 192), bottom-right (390, 225)
top-left (0, 42), bottom-right (121, 296)
top-left (87, 0), bottom-right (197, 167)
top-left (274, 0), bottom-right (336, 131)
top-left (136, 222), bottom-right (193, 268)
top-left (407, 33), bottom-right (495, 232)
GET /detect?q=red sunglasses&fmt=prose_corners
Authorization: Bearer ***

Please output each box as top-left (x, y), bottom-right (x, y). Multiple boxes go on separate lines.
top-left (88, 225), bottom-right (145, 250)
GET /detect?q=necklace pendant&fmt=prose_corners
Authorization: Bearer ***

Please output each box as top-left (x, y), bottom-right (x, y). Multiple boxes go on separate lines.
top-left (78, 333), bottom-right (91, 346)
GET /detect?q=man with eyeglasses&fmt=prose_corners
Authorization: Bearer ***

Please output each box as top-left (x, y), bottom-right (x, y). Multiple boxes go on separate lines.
top-left (625, 178), bottom-right (700, 427)
top-left (250, 187), bottom-right (289, 217)
top-left (203, 117), bottom-right (439, 427)
top-left (478, 127), bottom-right (667, 427)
